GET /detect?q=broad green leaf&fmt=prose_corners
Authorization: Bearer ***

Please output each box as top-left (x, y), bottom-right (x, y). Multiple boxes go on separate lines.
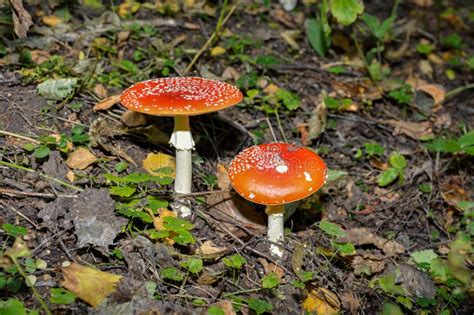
top-left (50, 288), bottom-right (76, 304)
top-left (330, 0), bottom-right (364, 26)
top-left (377, 167), bottom-right (399, 186)
top-left (410, 249), bottom-right (438, 266)
top-left (163, 217), bottom-right (193, 231)
top-left (254, 55), bottom-right (279, 66)
top-left (364, 142), bottom-right (384, 157)
top-left (378, 16), bottom-right (396, 40)
top-left (208, 306), bottom-right (225, 315)
top-left (109, 186), bottom-right (136, 197)
top-left (223, 254), bottom-right (247, 269)
top-left (361, 13), bottom-right (381, 37)
top-left (333, 242), bottom-right (356, 256)
top-left (382, 302), bottom-right (403, 315)
top-left (275, 89), bottom-right (300, 110)
top-left (261, 272), bottom-right (280, 289)
top-left (114, 162), bottom-right (128, 173)
top-left (305, 18), bottom-right (329, 57)
top-left (425, 139), bottom-right (461, 153)
top-left (2, 224), bottom-right (27, 238)
top-left (147, 196), bottom-right (168, 211)
top-left (326, 169), bottom-right (347, 181)
top-left (319, 220), bottom-right (347, 237)
top-left (247, 298), bottom-right (273, 315)
top-left (0, 298), bottom-right (27, 315)
top-left (37, 78), bottom-right (78, 101)
top-left (160, 267), bottom-right (184, 282)
top-left (458, 131), bottom-right (474, 148)
top-left (33, 145), bottom-right (50, 159)
top-left (172, 230), bottom-right (196, 245)
top-left (23, 143), bottom-right (35, 152)
top-left (389, 152), bottom-right (407, 169)
top-left (180, 258), bottom-right (203, 274)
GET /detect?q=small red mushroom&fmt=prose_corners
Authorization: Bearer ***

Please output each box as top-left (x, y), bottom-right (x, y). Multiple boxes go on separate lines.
top-left (228, 143), bottom-right (327, 258)
top-left (121, 77), bottom-right (242, 216)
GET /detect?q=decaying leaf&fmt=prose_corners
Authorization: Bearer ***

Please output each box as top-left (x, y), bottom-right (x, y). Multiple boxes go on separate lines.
top-left (10, 0), bottom-right (33, 38)
top-left (93, 94), bottom-right (121, 111)
top-left (308, 95), bottom-right (327, 140)
top-left (121, 110), bottom-right (147, 127)
top-left (195, 240), bottom-right (229, 260)
top-left (340, 292), bottom-right (360, 314)
top-left (42, 15), bottom-right (62, 27)
top-left (417, 84), bottom-right (445, 109)
top-left (142, 152), bottom-right (175, 178)
top-left (94, 84), bottom-right (108, 98)
top-left (280, 30), bottom-right (300, 50)
top-left (350, 251), bottom-right (387, 275)
top-left (303, 286), bottom-right (340, 315)
top-left (61, 262), bottom-right (122, 308)
top-left (66, 148), bottom-right (97, 170)
top-left (258, 258), bottom-right (285, 280)
top-left (337, 228), bottom-right (405, 256)
top-left (216, 162), bottom-right (231, 190)
top-left (441, 180), bottom-right (469, 212)
top-left (382, 119), bottom-right (434, 140)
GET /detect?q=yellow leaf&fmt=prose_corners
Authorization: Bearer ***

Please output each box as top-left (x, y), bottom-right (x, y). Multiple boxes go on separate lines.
top-left (145, 208), bottom-right (177, 245)
top-left (42, 15), bottom-right (62, 27)
top-left (60, 263), bottom-right (122, 308)
top-left (142, 152), bottom-right (175, 178)
top-left (211, 46), bottom-right (226, 57)
top-left (118, 1), bottom-right (141, 18)
top-left (92, 94), bottom-right (121, 111)
top-left (302, 287), bottom-right (340, 315)
top-left (66, 148), bottom-right (97, 170)
top-left (216, 162), bottom-right (231, 190)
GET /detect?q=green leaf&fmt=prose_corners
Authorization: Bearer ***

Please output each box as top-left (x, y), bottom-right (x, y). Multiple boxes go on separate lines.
top-left (319, 220), bottom-right (347, 237)
top-left (275, 89), bottom-right (300, 110)
top-left (411, 249), bottom-right (438, 266)
top-left (23, 143), bottom-right (36, 152)
top-left (389, 86), bottom-right (413, 105)
top-left (2, 224), bottom-right (27, 238)
top-left (37, 78), bottom-right (78, 101)
top-left (247, 298), bottom-right (273, 315)
top-left (109, 186), bottom-right (136, 197)
top-left (364, 142), bottom-right (384, 157)
top-left (33, 145), bottom-right (50, 159)
top-left (163, 217), bottom-right (194, 231)
top-left (458, 131), bottom-right (474, 148)
top-left (389, 152), bottom-right (407, 169)
top-left (328, 65), bottom-right (346, 74)
top-left (326, 169), bottom-right (347, 181)
top-left (417, 43), bottom-right (434, 55)
top-left (0, 298), bottom-right (26, 315)
top-left (223, 254), bottom-right (247, 269)
top-left (330, 0), bottom-right (364, 25)
top-left (50, 288), bottom-right (76, 304)
top-left (114, 162), bottom-right (129, 173)
top-left (147, 196), bottom-right (168, 211)
top-left (378, 16), bottom-right (396, 40)
top-left (172, 230), bottom-right (196, 245)
top-left (361, 13), bottom-right (381, 37)
top-left (180, 258), bottom-right (203, 274)
top-left (378, 272), bottom-right (406, 296)
top-left (333, 242), bottom-right (356, 256)
top-left (382, 302), bottom-right (403, 315)
top-left (441, 33), bottom-right (463, 49)
top-left (425, 138), bottom-right (461, 153)
top-left (377, 167), bottom-right (399, 186)
top-left (261, 272), bottom-right (280, 289)
top-left (160, 267), bottom-right (184, 282)
top-left (118, 60), bottom-right (138, 73)
top-left (418, 183), bottom-right (432, 193)
top-left (306, 18), bottom-right (329, 57)
top-left (207, 305), bottom-right (225, 315)
top-left (368, 61), bottom-right (384, 81)
top-left (254, 55), bottom-right (279, 66)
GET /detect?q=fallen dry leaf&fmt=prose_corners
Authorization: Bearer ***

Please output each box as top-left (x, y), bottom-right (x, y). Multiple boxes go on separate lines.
top-left (142, 152), bottom-right (175, 178)
top-left (280, 30), bottom-right (300, 50)
top-left (216, 162), bottom-right (231, 190)
top-left (10, 0), bottom-right (33, 38)
top-left (66, 170), bottom-right (75, 182)
top-left (94, 84), bottom-right (108, 99)
top-left (350, 251), bottom-right (387, 275)
top-left (92, 94), bottom-right (121, 111)
top-left (382, 119), bottom-right (434, 140)
top-left (121, 110), bottom-right (147, 127)
top-left (195, 240), bottom-right (229, 260)
top-left (303, 286), bottom-right (340, 315)
top-left (31, 50), bottom-right (51, 64)
top-left (146, 208), bottom-right (177, 245)
top-left (221, 66), bottom-right (240, 80)
top-left (66, 148), bottom-right (97, 170)
top-left (340, 292), bottom-right (360, 315)
top-left (42, 15), bottom-right (62, 27)
top-left (417, 83), bottom-right (445, 109)
top-left (441, 180), bottom-right (469, 212)
top-left (263, 83), bottom-right (280, 95)
top-left (258, 258), bottom-right (285, 281)
top-left (308, 95), bottom-right (327, 141)
top-left (338, 227), bottom-right (405, 256)
top-left (61, 262), bottom-right (122, 308)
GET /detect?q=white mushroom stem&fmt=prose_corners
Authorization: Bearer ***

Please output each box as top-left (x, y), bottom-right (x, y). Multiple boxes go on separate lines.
top-left (169, 115), bottom-right (194, 217)
top-left (265, 204), bottom-right (285, 258)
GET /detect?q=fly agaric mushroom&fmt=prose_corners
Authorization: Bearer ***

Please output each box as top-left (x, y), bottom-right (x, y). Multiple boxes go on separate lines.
top-left (121, 77), bottom-right (242, 216)
top-left (228, 143), bottom-right (327, 258)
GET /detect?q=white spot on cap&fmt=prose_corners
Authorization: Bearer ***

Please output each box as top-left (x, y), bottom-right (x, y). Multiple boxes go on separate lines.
top-left (249, 193), bottom-right (255, 199)
top-left (276, 164), bottom-right (288, 174)
top-left (304, 172), bottom-right (312, 182)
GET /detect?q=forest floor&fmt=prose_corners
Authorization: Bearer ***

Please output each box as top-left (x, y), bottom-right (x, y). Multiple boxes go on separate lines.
top-left (0, 0), bottom-right (473, 314)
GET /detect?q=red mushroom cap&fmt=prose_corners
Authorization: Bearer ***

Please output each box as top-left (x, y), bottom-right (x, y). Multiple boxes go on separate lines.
top-left (228, 143), bottom-right (327, 205)
top-left (120, 77), bottom-right (243, 116)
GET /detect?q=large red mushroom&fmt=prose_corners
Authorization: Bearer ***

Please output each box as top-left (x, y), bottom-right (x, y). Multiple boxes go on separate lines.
top-left (121, 77), bottom-right (243, 216)
top-left (228, 143), bottom-right (327, 258)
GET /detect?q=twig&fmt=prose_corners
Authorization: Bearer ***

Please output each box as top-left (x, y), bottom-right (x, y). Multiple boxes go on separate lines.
top-left (184, 0), bottom-right (240, 74)
top-left (445, 83), bottom-right (474, 99)
top-left (0, 201), bottom-right (39, 229)
top-left (0, 188), bottom-right (77, 199)
top-left (0, 160), bottom-right (84, 192)
top-left (0, 130), bottom-right (40, 144)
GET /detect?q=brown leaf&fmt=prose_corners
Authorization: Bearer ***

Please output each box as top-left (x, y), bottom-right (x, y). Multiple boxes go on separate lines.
top-left (258, 258), bottom-right (285, 281)
top-left (441, 180), bottom-right (469, 212)
top-left (61, 262), bottom-right (122, 308)
top-left (93, 94), bottom-right (121, 111)
top-left (216, 162), bottom-right (231, 190)
top-left (221, 66), bottom-right (240, 81)
top-left (417, 83), bottom-right (445, 109)
top-left (340, 292), bottom-right (360, 315)
top-left (10, 0), bottom-right (33, 38)
top-left (350, 251), bottom-right (387, 275)
top-left (121, 110), bottom-right (147, 127)
top-left (303, 287), bottom-right (340, 315)
top-left (94, 84), bottom-right (108, 99)
top-left (263, 83), bottom-right (280, 95)
top-left (195, 240), bottom-right (229, 260)
top-left (42, 15), bottom-right (62, 27)
top-left (409, 0), bottom-right (433, 6)
top-left (338, 227), bottom-right (405, 256)
top-left (308, 95), bottom-right (327, 141)
top-left (382, 119), bottom-right (434, 140)
top-left (66, 148), bottom-right (97, 170)
top-left (31, 50), bottom-right (50, 64)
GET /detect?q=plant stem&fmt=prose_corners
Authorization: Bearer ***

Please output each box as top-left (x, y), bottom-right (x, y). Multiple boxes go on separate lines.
top-left (13, 258), bottom-right (51, 315)
top-left (445, 83), bottom-right (474, 99)
top-left (169, 116), bottom-right (194, 217)
top-left (0, 160), bottom-right (83, 191)
top-left (0, 130), bottom-right (41, 144)
top-left (265, 204), bottom-right (285, 258)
